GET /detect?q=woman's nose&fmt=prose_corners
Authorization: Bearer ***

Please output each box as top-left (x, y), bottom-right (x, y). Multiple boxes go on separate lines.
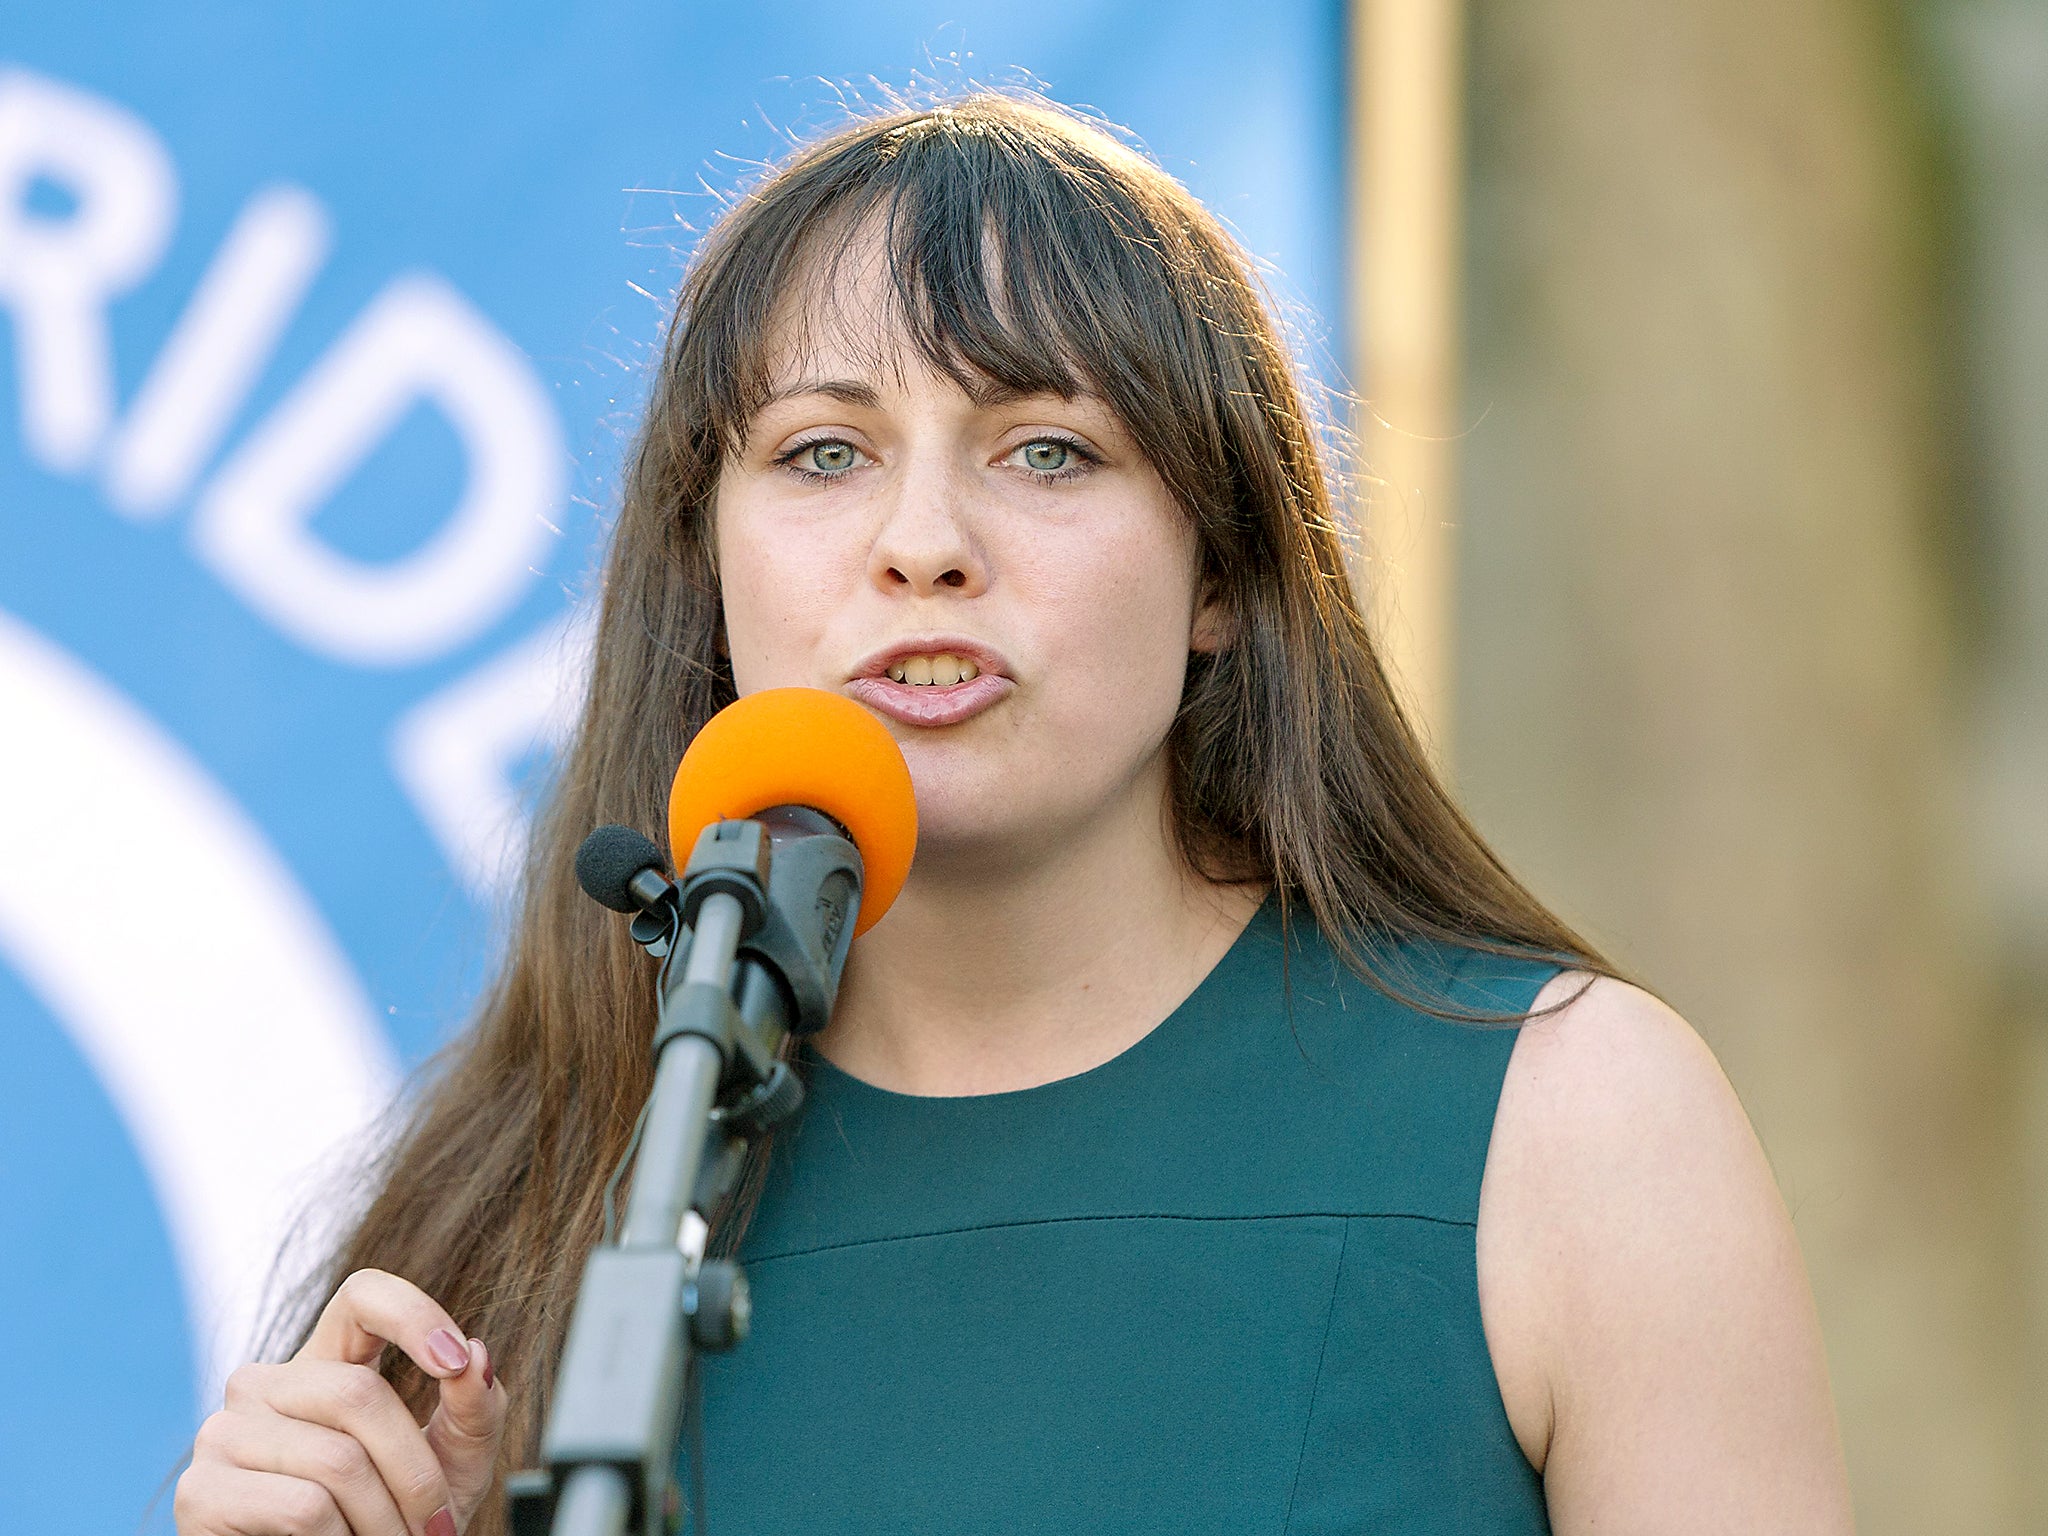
top-left (867, 451), bottom-right (987, 597)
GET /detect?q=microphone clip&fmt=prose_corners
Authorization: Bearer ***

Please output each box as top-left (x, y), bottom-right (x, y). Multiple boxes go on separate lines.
top-left (622, 820), bottom-right (779, 961)
top-left (626, 903), bottom-right (675, 957)
top-left (573, 824), bottom-right (685, 956)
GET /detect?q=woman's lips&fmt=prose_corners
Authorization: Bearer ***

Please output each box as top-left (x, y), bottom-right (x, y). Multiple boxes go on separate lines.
top-left (845, 672), bottom-right (1014, 726)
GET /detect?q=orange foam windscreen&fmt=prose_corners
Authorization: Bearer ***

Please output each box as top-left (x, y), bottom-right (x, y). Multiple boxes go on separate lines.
top-left (667, 688), bottom-right (917, 936)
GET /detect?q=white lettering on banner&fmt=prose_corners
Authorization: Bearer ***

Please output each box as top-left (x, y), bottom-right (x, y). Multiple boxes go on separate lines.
top-left (0, 64), bottom-right (569, 668)
top-left (0, 607), bottom-right (401, 1410)
top-left (390, 610), bottom-right (595, 902)
top-left (0, 64), bottom-right (584, 1409)
top-left (192, 272), bottom-right (566, 667)
top-left (105, 184), bottom-right (332, 519)
top-left (0, 67), bottom-right (176, 474)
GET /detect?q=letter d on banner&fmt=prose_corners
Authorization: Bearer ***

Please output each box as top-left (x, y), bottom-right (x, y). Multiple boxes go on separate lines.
top-left (193, 272), bottom-right (565, 667)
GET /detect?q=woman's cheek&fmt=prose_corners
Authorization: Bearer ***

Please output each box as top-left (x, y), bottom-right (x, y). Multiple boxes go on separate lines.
top-left (718, 524), bottom-right (839, 694)
top-left (1046, 560), bottom-right (1195, 743)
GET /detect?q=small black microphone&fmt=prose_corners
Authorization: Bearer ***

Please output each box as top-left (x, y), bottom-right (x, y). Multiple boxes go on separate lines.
top-left (575, 825), bottom-right (674, 915)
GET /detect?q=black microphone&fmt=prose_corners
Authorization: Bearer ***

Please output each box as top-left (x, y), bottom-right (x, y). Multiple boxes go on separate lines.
top-left (574, 825), bottom-right (674, 915)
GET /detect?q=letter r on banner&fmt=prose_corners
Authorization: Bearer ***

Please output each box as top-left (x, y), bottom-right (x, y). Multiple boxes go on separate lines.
top-left (0, 67), bottom-right (176, 474)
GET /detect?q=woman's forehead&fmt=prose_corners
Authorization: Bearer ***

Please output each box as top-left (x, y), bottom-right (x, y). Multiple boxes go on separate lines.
top-left (754, 215), bottom-right (902, 369)
top-left (755, 310), bottom-right (925, 403)
top-left (750, 208), bottom-right (1076, 390)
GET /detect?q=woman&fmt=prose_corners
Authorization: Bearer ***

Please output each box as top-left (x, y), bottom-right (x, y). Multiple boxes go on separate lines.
top-left (175, 94), bottom-right (1854, 1535)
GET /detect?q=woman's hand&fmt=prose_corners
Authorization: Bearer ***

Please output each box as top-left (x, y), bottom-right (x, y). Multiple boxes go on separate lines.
top-left (175, 1268), bottom-right (509, 1536)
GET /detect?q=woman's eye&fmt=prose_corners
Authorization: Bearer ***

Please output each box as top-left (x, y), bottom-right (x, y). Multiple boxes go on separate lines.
top-left (1010, 437), bottom-right (1094, 479)
top-left (788, 440), bottom-right (861, 476)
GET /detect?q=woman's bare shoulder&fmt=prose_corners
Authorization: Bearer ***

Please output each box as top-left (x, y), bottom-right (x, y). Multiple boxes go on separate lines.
top-left (1475, 972), bottom-right (1855, 1533)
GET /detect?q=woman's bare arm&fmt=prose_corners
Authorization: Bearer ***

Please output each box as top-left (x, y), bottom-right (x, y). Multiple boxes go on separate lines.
top-left (1477, 972), bottom-right (1855, 1533)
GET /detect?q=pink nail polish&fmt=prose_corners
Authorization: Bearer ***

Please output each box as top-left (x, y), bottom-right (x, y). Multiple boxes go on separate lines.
top-left (426, 1328), bottom-right (470, 1374)
top-left (470, 1337), bottom-right (494, 1390)
top-left (426, 1506), bottom-right (457, 1536)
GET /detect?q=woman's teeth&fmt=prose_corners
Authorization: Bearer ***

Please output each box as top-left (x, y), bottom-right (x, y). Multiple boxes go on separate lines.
top-left (886, 653), bottom-right (981, 686)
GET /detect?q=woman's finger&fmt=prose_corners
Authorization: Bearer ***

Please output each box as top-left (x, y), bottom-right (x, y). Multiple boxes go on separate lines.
top-left (194, 1406), bottom-right (412, 1536)
top-left (426, 1336), bottom-right (511, 1519)
top-left (297, 1267), bottom-right (476, 1383)
top-left (173, 1462), bottom-right (351, 1536)
top-left (227, 1360), bottom-right (454, 1536)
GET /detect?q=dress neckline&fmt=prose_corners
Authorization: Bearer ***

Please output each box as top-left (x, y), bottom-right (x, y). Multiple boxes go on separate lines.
top-left (799, 886), bottom-right (1279, 1108)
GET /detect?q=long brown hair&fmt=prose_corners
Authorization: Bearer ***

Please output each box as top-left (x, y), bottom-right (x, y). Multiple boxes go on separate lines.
top-left (285, 91), bottom-right (1609, 1520)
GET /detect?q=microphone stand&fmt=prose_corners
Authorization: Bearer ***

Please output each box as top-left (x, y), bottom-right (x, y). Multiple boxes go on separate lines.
top-left (506, 810), bottom-right (863, 1536)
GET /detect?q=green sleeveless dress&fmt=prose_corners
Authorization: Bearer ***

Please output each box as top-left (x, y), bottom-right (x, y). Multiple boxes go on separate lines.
top-left (692, 893), bottom-right (1556, 1533)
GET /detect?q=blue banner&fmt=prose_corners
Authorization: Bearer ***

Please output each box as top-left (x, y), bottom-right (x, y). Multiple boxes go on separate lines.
top-left (0, 6), bottom-right (1343, 1529)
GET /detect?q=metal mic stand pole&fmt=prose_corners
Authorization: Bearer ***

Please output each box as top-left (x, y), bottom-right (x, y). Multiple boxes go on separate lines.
top-left (541, 888), bottom-right (742, 1536)
top-left (506, 813), bottom-right (862, 1536)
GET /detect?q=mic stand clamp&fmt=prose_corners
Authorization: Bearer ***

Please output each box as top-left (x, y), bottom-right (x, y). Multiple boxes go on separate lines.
top-left (506, 814), bottom-right (862, 1536)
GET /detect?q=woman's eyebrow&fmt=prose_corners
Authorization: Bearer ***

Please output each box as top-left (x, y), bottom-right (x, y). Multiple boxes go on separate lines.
top-left (760, 377), bottom-right (1105, 414)
top-left (761, 377), bottom-right (883, 409)
top-left (964, 380), bottom-right (1103, 411)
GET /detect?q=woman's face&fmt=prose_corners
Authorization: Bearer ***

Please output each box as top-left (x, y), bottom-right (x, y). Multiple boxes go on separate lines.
top-left (713, 248), bottom-right (1222, 875)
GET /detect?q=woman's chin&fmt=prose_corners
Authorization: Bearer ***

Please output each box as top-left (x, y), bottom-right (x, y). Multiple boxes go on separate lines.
top-left (896, 802), bottom-right (1056, 883)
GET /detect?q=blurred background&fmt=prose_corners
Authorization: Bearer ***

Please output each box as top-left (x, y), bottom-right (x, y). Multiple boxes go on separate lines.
top-left (1448, 2), bottom-right (2048, 1528)
top-left (0, 2), bottom-right (2038, 1531)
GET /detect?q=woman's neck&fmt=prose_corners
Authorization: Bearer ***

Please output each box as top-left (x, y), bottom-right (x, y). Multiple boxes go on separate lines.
top-left (813, 792), bottom-right (1268, 1097)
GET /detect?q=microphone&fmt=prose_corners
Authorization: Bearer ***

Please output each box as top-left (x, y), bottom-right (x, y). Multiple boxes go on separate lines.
top-left (574, 825), bottom-right (670, 914)
top-left (573, 696), bottom-right (917, 978)
top-left (518, 692), bottom-right (917, 1536)
top-left (576, 688), bottom-right (918, 933)
top-left (666, 685), bottom-right (917, 937)
top-left (664, 687), bottom-right (916, 1038)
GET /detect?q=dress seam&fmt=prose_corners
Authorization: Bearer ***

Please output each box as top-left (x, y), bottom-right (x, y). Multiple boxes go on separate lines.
top-left (746, 1207), bottom-right (1469, 1264)
top-left (1280, 1216), bottom-right (1350, 1536)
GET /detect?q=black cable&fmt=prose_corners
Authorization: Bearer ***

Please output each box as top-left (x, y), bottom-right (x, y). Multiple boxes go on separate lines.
top-left (598, 1098), bottom-right (651, 1247)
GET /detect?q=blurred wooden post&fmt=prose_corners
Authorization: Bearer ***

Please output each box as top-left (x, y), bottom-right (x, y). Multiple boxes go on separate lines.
top-left (1350, 0), bottom-right (1466, 758)
top-left (1453, 2), bottom-right (2031, 1526)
